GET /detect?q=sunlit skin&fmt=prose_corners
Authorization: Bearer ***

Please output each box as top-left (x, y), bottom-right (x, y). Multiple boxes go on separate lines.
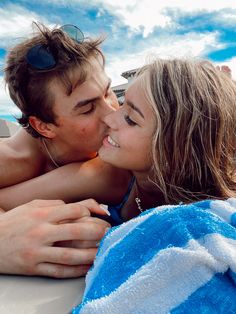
top-left (99, 76), bottom-right (160, 221)
top-left (99, 75), bottom-right (155, 173)
top-left (44, 57), bottom-right (119, 165)
top-left (0, 56), bottom-right (120, 187)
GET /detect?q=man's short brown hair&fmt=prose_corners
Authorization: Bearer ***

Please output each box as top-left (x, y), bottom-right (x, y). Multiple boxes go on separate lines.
top-left (4, 22), bottom-right (104, 137)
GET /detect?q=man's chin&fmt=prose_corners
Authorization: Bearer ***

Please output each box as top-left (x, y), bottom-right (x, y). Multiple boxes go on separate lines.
top-left (82, 151), bottom-right (98, 162)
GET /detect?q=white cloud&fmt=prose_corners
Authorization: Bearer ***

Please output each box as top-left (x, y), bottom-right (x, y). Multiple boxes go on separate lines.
top-left (85, 0), bottom-right (236, 36)
top-left (0, 76), bottom-right (20, 115)
top-left (107, 31), bottom-right (223, 85)
top-left (213, 10), bottom-right (236, 26)
top-left (0, 4), bottom-right (52, 48)
top-left (1, 0), bottom-right (236, 113)
top-left (37, 0), bottom-right (236, 37)
top-left (19, 1), bottom-right (236, 37)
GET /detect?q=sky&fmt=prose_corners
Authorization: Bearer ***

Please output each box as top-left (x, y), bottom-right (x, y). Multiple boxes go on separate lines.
top-left (1, 0), bottom-right (236, 120)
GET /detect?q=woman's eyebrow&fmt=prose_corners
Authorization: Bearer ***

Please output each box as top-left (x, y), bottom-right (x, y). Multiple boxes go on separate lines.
top-left (126, 100), bottom-right (145, 119)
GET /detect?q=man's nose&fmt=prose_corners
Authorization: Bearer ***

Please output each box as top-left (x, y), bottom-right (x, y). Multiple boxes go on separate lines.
top-left (100, 96), bottom-right (118, 119)
top-left (103, 110), bottom-right (117, 128)
top-left (104, 90), bottom-right (119, 110)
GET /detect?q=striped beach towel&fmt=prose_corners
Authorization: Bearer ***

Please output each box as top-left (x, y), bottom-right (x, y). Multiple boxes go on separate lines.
top-left (72, 198), bottom-right (236, 314)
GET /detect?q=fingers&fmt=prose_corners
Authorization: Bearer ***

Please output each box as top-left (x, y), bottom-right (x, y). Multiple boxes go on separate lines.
top-left (36, 263), bottom-right (91, 278)
top-left (50, 221), bottom-right (109, 242)
top-left (48, 199), bottom-right (109, 223)
top-left (15, 199), bottom-right (110, 224)
top-left (78, 215), bottom-right (111, 227)
top-left (48, 203), bottom-right (91, 223)
top-left (35, 246), bottom-right (97, 278)
top-left (55, 240), bottom-right (99, 249)
top-left (77, 199), bottom-right (110, 216)
top-left (42, 247), bottom-right (97, 265)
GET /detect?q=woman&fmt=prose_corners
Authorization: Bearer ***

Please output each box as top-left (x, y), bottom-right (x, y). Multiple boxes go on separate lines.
top-left (73, 58), bottom-right (236, 313)
top-left (97, 58), bottom-right (236, 223)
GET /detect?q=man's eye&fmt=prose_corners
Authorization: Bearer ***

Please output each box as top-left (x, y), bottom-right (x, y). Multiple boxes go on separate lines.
top-left (124, 114), bottom-right (137, 126)
top-left (82, 104), bottom-right (95, 114)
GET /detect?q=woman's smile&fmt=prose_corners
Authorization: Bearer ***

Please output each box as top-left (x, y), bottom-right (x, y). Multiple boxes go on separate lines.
top-left (103, 135), bottom-right (120, 148)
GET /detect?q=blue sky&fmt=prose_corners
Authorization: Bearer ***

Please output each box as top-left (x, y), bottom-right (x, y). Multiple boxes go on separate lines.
top-left (1, 0), bottom-right (236, 119)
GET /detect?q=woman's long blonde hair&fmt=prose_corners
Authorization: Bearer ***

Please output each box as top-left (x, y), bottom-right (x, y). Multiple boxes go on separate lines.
top-left (138, 58), bottom-right (236, 203)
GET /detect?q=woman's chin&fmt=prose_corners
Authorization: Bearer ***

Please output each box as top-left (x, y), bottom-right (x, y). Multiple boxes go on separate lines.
top-left (98, 146), bottom-right (109, 161)
top-left (98, 147), bottom-right (118, 167)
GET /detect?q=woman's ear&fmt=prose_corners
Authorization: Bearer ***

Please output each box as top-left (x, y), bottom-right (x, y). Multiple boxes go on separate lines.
top-left (28, 116), bottom-right (56, 139)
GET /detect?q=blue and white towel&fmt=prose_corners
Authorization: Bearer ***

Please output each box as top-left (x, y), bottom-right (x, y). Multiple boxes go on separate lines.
top-left (72, 198), bottom-right (236, 314)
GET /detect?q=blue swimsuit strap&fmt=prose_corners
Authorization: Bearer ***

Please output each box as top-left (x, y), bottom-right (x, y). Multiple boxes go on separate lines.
top-left (108, 176), bottom-right (135, 225)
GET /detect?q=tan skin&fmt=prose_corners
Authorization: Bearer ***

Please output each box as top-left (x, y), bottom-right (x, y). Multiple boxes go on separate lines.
top-left (0, 56), bottom-right (131, 278)
top-left (0, 129), bottom-right (45, 188)
top-left (0, 199), bottom-right (111, 278)
top-left (0, 157), bottom-right (131, 211)
top-left (99, 75), bottom-right (164, 221)
top-left (0, 76), bottom-right (160, 223)
top-left (0, 57), bottom-right (121, 188)
top-left (1, 64), bottom-right (233, 278)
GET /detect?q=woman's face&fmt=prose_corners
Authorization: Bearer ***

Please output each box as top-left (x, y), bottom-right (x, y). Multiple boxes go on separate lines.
top-left (99, 76), bottom-right (156, 172)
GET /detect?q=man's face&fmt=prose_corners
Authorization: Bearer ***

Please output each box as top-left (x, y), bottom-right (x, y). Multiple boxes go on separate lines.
top-left (49, 57), bottom-right (119, 163)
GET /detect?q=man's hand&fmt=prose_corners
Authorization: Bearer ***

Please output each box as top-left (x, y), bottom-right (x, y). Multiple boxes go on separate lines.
top-left (0, 199), bottom-right (110, 278)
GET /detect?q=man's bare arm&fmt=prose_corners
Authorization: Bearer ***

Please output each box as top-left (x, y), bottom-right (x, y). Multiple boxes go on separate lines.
top-left (0, 157), bottom-right (131, 211)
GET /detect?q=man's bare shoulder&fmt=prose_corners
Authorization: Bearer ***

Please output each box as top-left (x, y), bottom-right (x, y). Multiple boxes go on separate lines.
top-left (0, 129), bottom-right (44, 188)
top-left (0, 129), bottom-right (32, 161)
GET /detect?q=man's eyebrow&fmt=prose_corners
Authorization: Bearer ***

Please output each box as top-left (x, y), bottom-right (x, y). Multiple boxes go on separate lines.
top-left (126, 99), bottom-right (145, 119)
top-left (72, 78), bottom-right (112, 111)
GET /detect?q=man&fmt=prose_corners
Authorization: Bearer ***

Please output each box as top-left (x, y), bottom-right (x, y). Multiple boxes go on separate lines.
top-left (0, 23), bottom-right (127, 277)
top-left (1, 23), bottom-right (119, 187)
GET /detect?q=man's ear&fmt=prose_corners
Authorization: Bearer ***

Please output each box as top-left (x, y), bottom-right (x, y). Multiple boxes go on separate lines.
top-left (28, 116), bottom-right (56, 139)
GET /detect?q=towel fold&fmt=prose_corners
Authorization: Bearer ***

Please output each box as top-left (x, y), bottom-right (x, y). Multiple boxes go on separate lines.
top-left (72, 198), bottom-right (236, 314)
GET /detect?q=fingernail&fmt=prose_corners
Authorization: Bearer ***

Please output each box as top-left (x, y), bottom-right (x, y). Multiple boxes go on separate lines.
top-left (99, 204), bottom-right (110, 216)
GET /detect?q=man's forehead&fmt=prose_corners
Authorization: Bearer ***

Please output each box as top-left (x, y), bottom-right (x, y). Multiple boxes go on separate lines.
top-left (50, 57), bottom-right (108, 95)
top-left (73, 59), bottom-right (109, 93)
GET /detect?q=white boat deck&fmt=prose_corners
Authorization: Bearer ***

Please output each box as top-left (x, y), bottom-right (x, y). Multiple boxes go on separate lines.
top-left (0, 275), bottom-right (85, 314)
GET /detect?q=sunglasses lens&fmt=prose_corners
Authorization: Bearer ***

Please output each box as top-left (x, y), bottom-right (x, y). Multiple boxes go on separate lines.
top-left (26, 44), bottom-right (56, 70)
top-left (60, 24), bottom-right (84, 42)
top-left (26, 25), bottom-right (83, 71)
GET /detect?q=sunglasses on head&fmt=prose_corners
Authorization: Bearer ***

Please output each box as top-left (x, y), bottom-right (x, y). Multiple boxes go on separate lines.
top-left (26, 24), bottom-right (84, 71)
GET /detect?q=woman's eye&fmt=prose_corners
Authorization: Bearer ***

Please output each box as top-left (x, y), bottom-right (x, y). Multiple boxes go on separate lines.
top-left (124, 114), bottom-right (137, 126)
